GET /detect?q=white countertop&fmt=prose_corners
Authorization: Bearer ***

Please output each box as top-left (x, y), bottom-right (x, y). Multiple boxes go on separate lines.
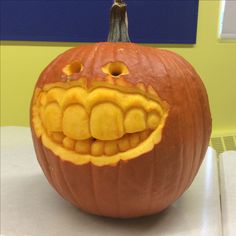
top-left (0, 127), bottom-right (226, 236)
top-left (220, 151), bottom-right (236, 236)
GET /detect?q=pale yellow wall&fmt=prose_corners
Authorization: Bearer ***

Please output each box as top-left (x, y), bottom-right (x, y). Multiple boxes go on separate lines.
top-left (1, 1), bottom-right (236, 136)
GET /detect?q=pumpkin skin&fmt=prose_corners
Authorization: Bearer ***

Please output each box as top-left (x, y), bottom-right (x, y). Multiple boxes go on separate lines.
top-left (30, 42), bottom-right (211, 218)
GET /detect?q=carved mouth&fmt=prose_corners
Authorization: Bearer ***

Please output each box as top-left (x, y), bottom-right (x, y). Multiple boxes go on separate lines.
top-left (32, 82), bottom-right (168, 165)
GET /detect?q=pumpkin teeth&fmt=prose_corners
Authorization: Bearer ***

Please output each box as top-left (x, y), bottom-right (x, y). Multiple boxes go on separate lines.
top-left (51, 130), bottom-right (150, 156)
top-left (32, 84), bottom-right (169, 158)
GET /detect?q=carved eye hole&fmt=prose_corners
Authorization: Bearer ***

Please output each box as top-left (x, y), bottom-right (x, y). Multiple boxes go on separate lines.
top-left (102, 62), bottom-right (129, 77)
top-left (62, 61), bottom-right (83, 76)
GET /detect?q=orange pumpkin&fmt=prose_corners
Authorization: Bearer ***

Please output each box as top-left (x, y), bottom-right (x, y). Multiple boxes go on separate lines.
top-left (30, 0), bottom-right (211, 218)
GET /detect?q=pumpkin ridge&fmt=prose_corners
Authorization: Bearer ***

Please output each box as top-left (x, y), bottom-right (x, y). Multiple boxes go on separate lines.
top-left (154, 52), bottom-right (186, 201)
top-left (32, 128), bottom-right (53, 185)
top-left (173, 53), bottom-right (210, 185)
top-left (57, 157), bottom-right (79, 205)
top-left (145, 150), bottom-right (155, 215)
top-left (178, 58), bottom-right (200, 189)
top-left (90, 163), bottom-right (102, 215)
top-left (115, 162), bottom-right (121, 217)
top-left (163, 51), bottom-right (194, 196)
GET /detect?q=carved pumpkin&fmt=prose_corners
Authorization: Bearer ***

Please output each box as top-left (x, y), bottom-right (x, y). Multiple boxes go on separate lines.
top-left (30, 0), bottom-right (211, 218)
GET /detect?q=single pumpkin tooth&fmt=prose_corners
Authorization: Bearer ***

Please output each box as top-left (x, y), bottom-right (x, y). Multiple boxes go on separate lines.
top-left (104, 141), bottom-right (119, 156)
top-left (118, 134), bottom-right (130, 152)
top-left (51, 132), bottom-right (65, 143)
top-left (90, 102), bottom-right (124, 140)
top-left (63, 137), bottom-right (75, 150)
top-left (75, 139), bottom-right (92, 154)
top-left (140, 130), bottom-right (150, 141)
top-left (44, 103), bottom-right (63, 132)
top-left (147, 111), bottom-right (161, 130)
top-left (61, 87), bottom-right (87, 108)
top-left (62, 104), bottom-right (91, 140)
top-left (129, 133), bottom-right (140, 148)
top-left (46, 88), bottom-right (65, 104)
top-left (124, 108), bottom-right (146, 133)
top-left (91, 140), bottom-right (104, 156)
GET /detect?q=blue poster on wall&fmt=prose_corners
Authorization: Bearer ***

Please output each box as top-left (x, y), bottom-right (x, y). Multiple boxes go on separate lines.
top-left (1, 0), bottom-right (199, 44)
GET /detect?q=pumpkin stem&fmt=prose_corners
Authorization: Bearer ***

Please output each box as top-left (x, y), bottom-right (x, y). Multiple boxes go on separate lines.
top-left (107, 0), bottom-right (131, 42)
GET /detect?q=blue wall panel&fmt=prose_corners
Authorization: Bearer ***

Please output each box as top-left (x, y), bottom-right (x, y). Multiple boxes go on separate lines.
top-left (1, 0), bottom-right (199, 44)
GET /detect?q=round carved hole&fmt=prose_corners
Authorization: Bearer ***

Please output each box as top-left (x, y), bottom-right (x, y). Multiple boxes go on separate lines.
top-left (102, 61), bottom-right (129, 77)
top-left (62, 61), bottom-right (83, 76)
